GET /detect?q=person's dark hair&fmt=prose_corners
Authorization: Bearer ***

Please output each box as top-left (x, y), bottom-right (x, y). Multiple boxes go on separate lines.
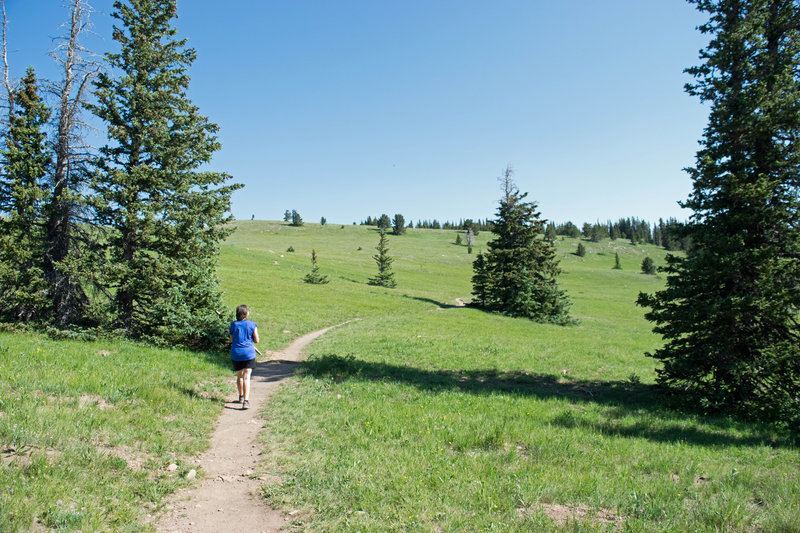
top-left (236, 304), bottom-right (250, 321)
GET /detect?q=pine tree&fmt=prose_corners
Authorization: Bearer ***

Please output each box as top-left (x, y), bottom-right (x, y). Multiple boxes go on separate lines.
top-left (613, 252), bottom-right (622, 270)
top-left (470, 167), bottom-right (570, 323)
top-left (377, 213), bottom-right (391, 230)
top-left (641, 256), bottom-right (656, 275)
top-left (368, 230), bottom-right (396, 288)
top-left (320, 216), bottom-right (326, 226)
top-left (638, 0), bottom-right (800, 428)
top-left (575, 242), bottom-right (586, 257)
top-left (303, 249), bottom-right (329, 284)
top-left (392, 213), bottom-right (405, 235)
top-left (290, 210), bottom-right (303, 226)
top-left (455, 233), bottom-right (463, 245)
top-left (0, 67), bottom-right (51, 322)
top-left (283, 210), bottom-right (291, 222)
top-left (88, 0), bottom-right (240, 346)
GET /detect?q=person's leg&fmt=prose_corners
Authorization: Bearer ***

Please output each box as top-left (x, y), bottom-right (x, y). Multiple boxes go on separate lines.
top-left (242, 367), bottom-right (252, 401)
top-left (237, 369), bottom-right (244, 398)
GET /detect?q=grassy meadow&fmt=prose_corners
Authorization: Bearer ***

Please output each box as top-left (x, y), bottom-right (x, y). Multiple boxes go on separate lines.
top-left (1, 220), bottom-right (798, 531)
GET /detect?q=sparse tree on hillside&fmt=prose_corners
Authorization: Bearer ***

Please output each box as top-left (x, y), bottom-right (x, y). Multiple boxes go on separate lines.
top-left (368, 230), bottom-right (396, 288)
top-left (377, 213), bottom-right (391, 230)
top-left (470, 166), bottom-right (570, 323)
top-left (303, 249), bottom-right (329, 284)
top-left (641, 256), bottom-right (656, 275)
top-left (638, 0), bottom-right (800, 429)
top-left (575, 242), bottom-right (586, 257)
top-left (392, 213), bottom-right (405, 235)
top-left (0, 67), bottom-right (51, 321)
top-left (283, 209), bottom-right (291, 222)
top-left (290, 209), bottom-right (303, 226)
top-left (88, 0), bottom-right (240, 346)
top-left (320, 216), bottom-right (326, 226)
top-left (455, 233), bottom-right (463, 245)
top-left (613, 252), bottom-right (622, 270)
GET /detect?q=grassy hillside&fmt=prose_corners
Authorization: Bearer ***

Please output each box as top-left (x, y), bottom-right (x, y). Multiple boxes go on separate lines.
top-left (1, 220), bottom-right (797, 532)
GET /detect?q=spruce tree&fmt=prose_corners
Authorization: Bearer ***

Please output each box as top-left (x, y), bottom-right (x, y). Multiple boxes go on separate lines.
top-left (88, 0), bottom-right (240, 346)
top-left (638, 0), bottom-right (800, 428)
top-left (392, 213), bottom-right (405, 235)
top-left (471, 167), bottom-right (570, 323)
top-left (283, 210), bottom-right (291, 222)
top-left (641, 256), bottom-right (656, 275)
top-left (290, 210), bottom-right (303, 226)
top-left (368, 230), bottom-right (396, 288)
top-left (455, 233), bottom-right (463, 245)
top-left (303, 249), bottom-right (329, 284)
top-left (575, 242), bottom-right (586, 257)
top-left (377, 213), bottom-right (391, 230)
top-left (0, 67), bottom-right (51, 322)
top-left (320, 216), bottom-right (326, 226)
top-left (613, 252), bottom-right (622, 270)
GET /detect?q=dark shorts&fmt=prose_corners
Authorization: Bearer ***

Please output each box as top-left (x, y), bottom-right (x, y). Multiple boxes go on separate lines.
top-left (232, 358), bottom-right (256, 371)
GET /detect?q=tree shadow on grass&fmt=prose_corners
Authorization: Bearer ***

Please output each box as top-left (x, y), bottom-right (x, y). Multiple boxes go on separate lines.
top-left (401, 295), bottom-right (461, 309)
top-left (299, 353), bottom-right (790, 449)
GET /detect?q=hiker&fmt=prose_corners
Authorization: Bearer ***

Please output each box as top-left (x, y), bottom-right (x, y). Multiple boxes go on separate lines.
top-left (229, 304), bottom-right (259, 410)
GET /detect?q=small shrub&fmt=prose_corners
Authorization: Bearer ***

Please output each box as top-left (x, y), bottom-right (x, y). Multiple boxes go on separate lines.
top-left (287, 246), bottom-right (295, 253)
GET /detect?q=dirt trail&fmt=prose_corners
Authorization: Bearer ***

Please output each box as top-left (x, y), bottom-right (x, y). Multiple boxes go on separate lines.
top-left (156, 320), bottom-right (359, 533)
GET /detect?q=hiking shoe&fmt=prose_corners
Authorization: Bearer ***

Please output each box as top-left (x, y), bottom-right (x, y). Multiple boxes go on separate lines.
top-left (238, 395), bottom-right (244, 404)
top-left (242, 400), bottom-right (250, 410)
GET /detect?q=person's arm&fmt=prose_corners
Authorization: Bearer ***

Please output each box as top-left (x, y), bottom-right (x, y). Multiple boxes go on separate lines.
top-left (252, 327), bottom-right (260, 344)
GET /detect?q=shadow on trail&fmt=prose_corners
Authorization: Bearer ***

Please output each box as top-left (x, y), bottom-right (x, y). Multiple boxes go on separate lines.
top-left (299, 353), bottom-right (788, 449)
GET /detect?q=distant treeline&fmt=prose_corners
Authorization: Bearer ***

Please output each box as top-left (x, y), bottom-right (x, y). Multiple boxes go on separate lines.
top-left (547, 218), bottom-right (691, 251)
top-left (359, 215), bottom-right (690, 251)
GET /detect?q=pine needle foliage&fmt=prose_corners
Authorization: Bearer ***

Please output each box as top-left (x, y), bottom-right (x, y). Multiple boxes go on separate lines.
top-left (637, 0), bottom-right (800, 432)
top-left (368, 230), bottom-right (396, 288)
top-left (471, 167), bottom-right (571, 324)
top-left (87, 0), bottom-right (241, 347)
top-left (0, 68), bottom-right (51, 322)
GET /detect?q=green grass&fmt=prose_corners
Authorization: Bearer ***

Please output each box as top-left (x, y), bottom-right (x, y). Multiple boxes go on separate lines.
top-left (0, 334), bottom-right (230, 532)
top-left (1, 220), bottom-right (798, 532)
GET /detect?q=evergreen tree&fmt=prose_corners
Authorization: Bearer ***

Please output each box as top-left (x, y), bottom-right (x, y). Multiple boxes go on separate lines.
top-left (641, 256), bottom-right (656, 275)
top-left (613, 252), bottom-right (622, 270)
top-left (544, 222), bottom-right (557, 242)
top-left (377, 213), bottom-right (391, 230)
top-left (470, 167), bottom-right (570, 323)
top-left (283, 209), bottom-right (291, 222)
top-left (638, 0), bottom-right (800, 429)
top-left (290, 209), bottom-right (303, 226)
top-left (575, 242), bottom-right (586, 257)
top-left (392, 213), bottom-right (405, 235)
top-left (320, 216), bottom-right (326, 226)
top-left (88, 0), bottom-right (240, 346)
top-left (368, 230), bottom-right (396, 288)
top-left (455, 233), bottom-right (463, 245)
top-left (303, 249), bottom-right (329, 284)
top-left (0, 67), bottom-right (51, 322)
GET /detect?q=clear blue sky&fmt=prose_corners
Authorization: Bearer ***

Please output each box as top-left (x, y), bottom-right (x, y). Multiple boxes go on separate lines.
top-left (5, 0), bottom-right (709, 226)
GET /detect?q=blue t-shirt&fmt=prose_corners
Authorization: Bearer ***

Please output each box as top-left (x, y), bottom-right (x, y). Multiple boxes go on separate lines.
top-left (229, 320), bottom-right (258, 361)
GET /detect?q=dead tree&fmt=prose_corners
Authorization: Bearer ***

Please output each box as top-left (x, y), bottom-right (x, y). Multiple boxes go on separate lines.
top-left (43, 0), bottom-right (100, 326)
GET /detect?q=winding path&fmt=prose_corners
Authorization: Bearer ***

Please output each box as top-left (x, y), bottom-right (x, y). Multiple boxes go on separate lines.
top-left (156, 320), bottom-right (359, 533)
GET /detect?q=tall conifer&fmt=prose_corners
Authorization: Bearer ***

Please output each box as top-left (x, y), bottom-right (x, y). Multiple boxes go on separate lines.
top-left (0, 67), bottom-right (51, 321)
top-left (88, 0), bottom-right (240, 346)
top-left (638, 0), bottom-right (800, 428)
top-left (368, 230), bottom-right (396, 288)
top-left (471, 167), bottom-right (570, 323)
